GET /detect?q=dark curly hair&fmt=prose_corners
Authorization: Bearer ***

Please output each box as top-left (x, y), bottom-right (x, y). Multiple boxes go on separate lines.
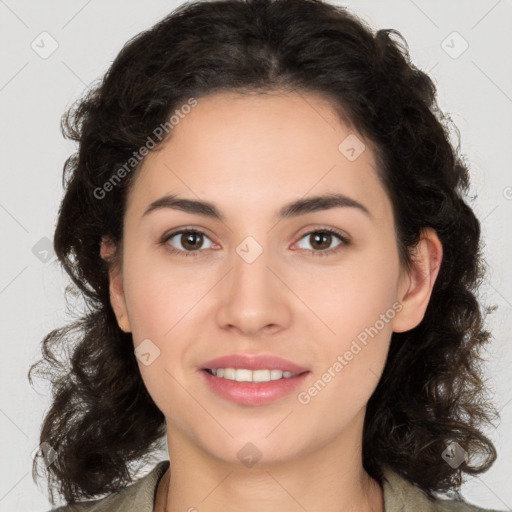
top-left (29, 0), bottom-right (499, 506)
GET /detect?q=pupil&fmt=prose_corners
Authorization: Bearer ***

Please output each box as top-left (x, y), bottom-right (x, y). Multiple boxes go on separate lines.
top-left (312, 233), bottom-right (330, 250)
top-left (183, 232), bottom-right (202, 250)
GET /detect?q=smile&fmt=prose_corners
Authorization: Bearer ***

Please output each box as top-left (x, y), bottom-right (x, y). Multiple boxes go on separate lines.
top-left (206, 368), bottom-right (299, 382)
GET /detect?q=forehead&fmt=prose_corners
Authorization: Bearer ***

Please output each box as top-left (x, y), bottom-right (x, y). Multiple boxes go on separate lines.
top-left (127, 91), bottom-right (391, 223)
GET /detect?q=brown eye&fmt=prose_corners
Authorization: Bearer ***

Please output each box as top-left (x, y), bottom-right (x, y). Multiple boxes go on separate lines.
top-left (296, 228), bottom-right (350, 257)
top-left (180, 232), bottom-right (203, 251)
top-left (309, 232), bottom-right (333, 250)
top-left (163, 230), bottom-right (214, 256)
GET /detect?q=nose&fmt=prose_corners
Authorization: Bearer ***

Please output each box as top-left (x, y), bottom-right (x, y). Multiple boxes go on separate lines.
top-left (215, 237), bottom-right (293, 337)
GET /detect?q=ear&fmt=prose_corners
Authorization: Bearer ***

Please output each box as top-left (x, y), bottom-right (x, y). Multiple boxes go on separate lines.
top-left (392, 227), bottom-right (443, 333)
top-left (100, 236), bottom-right (132, 333)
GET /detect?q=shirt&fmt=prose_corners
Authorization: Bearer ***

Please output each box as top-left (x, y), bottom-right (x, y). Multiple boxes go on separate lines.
top-left (47, 460), bottom-right (504, 512)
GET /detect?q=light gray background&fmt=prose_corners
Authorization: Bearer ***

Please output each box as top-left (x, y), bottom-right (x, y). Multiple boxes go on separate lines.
top-left (1, 1), bottom-right (511, 511)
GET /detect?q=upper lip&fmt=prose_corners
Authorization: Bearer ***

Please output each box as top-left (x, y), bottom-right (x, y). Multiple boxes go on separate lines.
top-left (201, 354), bottom-right (309, 374)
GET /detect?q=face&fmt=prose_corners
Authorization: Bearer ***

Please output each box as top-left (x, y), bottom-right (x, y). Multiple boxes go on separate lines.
top-left (104, 90), bottom-right (432, 468)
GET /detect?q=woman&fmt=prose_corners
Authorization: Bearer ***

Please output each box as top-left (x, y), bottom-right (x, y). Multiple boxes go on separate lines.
top-left (29, 0), bottom-right (504, 510)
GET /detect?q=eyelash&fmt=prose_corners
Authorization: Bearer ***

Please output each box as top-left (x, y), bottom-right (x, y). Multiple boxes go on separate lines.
top-left (160, 227), bottom-right (350, 258)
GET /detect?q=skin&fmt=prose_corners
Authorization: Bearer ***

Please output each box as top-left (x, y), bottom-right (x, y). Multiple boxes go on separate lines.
top-left (101, 90), bottom-right (442, 512)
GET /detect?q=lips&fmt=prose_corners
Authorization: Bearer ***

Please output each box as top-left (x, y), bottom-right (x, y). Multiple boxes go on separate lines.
top-left (201, 369), bottom-right (310, 406)
top-left (201, 354), bottom-right (309, 374)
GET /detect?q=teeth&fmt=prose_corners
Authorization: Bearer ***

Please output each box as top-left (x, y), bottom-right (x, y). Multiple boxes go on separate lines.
top-left (208, 368), bottom-right (298, 382)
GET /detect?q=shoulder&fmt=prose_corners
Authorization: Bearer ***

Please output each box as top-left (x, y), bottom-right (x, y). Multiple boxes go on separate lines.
top-left (381, 466), bottom-right (505, 512)
top-left (43, 460), bottom-right (170, 512)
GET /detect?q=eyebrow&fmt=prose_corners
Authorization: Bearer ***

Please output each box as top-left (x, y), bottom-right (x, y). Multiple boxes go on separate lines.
top-left (142, 192), bottom-right (372, 221)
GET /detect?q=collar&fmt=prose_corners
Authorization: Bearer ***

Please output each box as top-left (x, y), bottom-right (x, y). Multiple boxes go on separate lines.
top-left (381, 465), bottom-right (441, 511)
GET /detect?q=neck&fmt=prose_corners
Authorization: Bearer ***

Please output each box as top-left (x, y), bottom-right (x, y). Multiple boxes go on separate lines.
top-left (155, 412), bottom-right (384, 512)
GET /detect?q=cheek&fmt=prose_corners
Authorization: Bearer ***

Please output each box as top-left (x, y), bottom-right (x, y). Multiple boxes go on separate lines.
top-left (297, 292), bottom-right (398, 429)
top-left (306, 241), bottom-right (401, 338)
top-left (121, 259), bottom-right (196, 417)
top-left (120, 246), bottom-right (210, 393)
top-left (121, 245), bottom-right (204, 339)
top-left (309, 242), bottom-right (401, 389)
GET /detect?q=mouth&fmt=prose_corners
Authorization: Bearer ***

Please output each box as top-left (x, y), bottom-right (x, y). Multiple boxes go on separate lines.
top-left (199, 354), bottom-right (311, 405)
top-left (200, 367), bottom-right (311, 406)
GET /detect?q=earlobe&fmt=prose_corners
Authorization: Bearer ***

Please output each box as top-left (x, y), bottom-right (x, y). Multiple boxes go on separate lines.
top-left (392, 228), bottom-right (443, 333)
top-left (100, 236), bottom-right (132, 333)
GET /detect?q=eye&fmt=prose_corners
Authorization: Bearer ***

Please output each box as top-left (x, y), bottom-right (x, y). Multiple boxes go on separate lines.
top-left (160, 227), bottom-right (350, 258)
top-left (295, 228), bottom-right (350, 257)
top-left (161, 229), bottom-right (214, 257)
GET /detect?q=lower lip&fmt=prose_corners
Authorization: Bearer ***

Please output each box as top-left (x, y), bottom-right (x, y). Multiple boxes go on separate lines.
top-left (200, 370), bottom-right (310, 406)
